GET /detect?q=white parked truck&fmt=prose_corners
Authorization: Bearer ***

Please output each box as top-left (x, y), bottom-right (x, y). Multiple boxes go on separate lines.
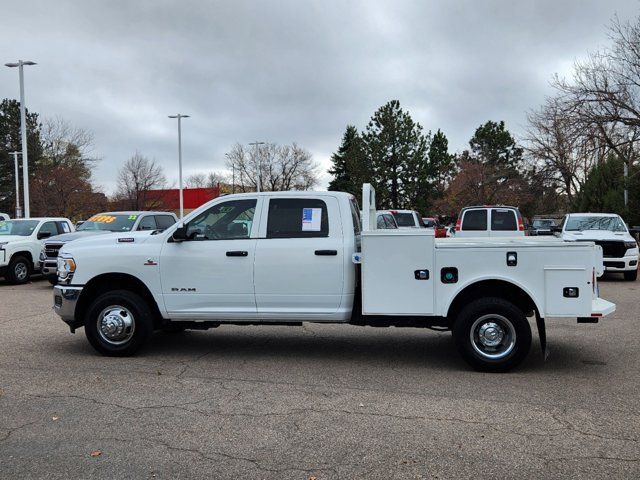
top-left (1, 218), bottom-right (74, 284)
top-left (52, 185), bottom-right (615, 371)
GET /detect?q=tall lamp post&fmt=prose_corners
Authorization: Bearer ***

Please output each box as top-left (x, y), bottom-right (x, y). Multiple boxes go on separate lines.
top-left (9, 152), bottom-right (22, 218)
top-left (5, 60), bottom-right (36, 218)
top-left (249, 141), bottom-right (266, 192)
top-left (168, 114), bottom-right (189, 220)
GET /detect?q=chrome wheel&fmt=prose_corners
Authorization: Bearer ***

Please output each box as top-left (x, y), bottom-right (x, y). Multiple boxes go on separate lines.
top-left (470, 314), bottom-right (516, 360)
top-left (97, 305), bottom-right (135, 345)
top-left (14, 262), bottom-right (28, 281)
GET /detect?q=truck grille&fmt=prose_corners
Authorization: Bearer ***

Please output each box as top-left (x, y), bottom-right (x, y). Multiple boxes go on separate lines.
top-left (44, 243), bottom-right (63, 259)
top-left (593, 241), bottom-right (626, 258)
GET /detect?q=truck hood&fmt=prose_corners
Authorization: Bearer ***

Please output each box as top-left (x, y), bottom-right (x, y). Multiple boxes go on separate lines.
top-left (45, 230), bottom-right (112, 243)
top-left (0, 235), bottom-right (33, 244)
top-left (563, 230), bottom-right (634, 242)
top-left (60, 230), bottom-right (156, 252)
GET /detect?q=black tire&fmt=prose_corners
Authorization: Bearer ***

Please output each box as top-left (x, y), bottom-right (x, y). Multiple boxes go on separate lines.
top-left (453, 297), bottom-right (532, 372)
top-left (624, 270), bottom-right (638, 281)
top-left (47, 275), bottom-right (58, 286)
top-left (84, 290), bottom-right (154, 356)
top-left (6, 255), bottom-right (32, 284)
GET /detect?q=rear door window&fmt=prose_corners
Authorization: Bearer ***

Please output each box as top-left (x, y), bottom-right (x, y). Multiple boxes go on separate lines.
top-left (491, 209), bottom-right (517, 231)
top-left (267, 198), bottom-right (329, 238)
top-left (155, 215), bottom-right (176, 230)
top-left (137, 215), bottom-right (157, 231)
top-left (461, 209), bottom-right (487, 231)
top-left (394, 212), bottom-right (416, 227)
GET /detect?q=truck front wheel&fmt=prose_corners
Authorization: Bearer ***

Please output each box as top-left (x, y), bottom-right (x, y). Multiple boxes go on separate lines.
top-left (453, 297), bottom-right (531, 372)
top-left (6, 255), bottom-right (32, 284)
top-left (84, 290), bottom-right (154, 356)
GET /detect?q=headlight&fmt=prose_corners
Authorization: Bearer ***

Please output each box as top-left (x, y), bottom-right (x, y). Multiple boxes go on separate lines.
top-left (57, 256), bottom-right (76, 282)
top-left (624, 241), bottom-right (638, 249)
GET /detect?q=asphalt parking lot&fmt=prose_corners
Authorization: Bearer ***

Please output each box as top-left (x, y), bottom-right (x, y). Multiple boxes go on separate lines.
top-left (0, 277), bottom-right (638, 479)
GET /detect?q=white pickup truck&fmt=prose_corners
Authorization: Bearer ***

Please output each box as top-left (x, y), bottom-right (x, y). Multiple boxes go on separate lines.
top-left (52, 185), bottom-right (615, 371)
top-left (1, 217), bottom-right (74, 284)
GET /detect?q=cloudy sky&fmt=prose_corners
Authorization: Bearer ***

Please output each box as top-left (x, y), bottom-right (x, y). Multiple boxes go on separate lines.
top-left (1, 0), bottom-right (638, 193)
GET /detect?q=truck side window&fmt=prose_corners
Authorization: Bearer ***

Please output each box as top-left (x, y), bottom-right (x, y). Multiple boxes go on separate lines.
top-left (491, 209), bottom-right (517, 231)
top-left (187, 199), bottom-right (256, 240)
top-left (155, 215), bottom-right (176, 230)
top-left (461, 210), bottom-right (487, 231)
top-left (267, 198), bottom-right (329, 238)
top-left (38, 221), bottom-right (58, 237)
top-left (138, 216), bottom-right (157, 231)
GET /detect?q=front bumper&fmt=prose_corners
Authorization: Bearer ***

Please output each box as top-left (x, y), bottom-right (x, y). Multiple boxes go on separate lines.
top-left (53, 285), bottom-right (83, 328)
top-left (603, 255), bottom-right (639, 272)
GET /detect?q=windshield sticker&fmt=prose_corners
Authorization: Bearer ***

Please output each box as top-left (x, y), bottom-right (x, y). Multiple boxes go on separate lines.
top-left (128, 215), bottom-right (138, 220)
top-left (302, 208), bottom-right (322, 231)
top-left (219, 206), bottom-right (234, 213)
top-left (88, 215), bottom-right (117, 223)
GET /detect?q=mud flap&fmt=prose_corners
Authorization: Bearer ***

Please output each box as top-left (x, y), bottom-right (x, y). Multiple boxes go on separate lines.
top-left (535, 312), bottom-right (548, 360)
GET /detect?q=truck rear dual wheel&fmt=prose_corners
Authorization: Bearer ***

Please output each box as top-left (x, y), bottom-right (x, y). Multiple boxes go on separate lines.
top-left (6, 256), bottom-right (32, 285)
top-left (453, 297), bottom-right (532, 372)
top-left (84, 290), bottom-right (154, 356)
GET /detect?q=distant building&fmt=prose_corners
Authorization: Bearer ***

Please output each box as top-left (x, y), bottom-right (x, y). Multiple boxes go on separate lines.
top-left (143, 186), bottom-right (220, 215)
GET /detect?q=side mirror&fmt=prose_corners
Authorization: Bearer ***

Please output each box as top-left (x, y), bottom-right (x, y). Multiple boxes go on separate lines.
top-left (38, 231), bottom-right (52, 240)
top-left (171, 226), bottom-right (188, 242)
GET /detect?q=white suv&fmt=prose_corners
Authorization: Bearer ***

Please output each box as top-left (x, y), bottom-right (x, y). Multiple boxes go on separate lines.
top-left (559, 213), bottom-right (639, 281)
top-left (455, 206), bottom-right (525, 237)
top-left (0, 217), bottom-right (74, 284)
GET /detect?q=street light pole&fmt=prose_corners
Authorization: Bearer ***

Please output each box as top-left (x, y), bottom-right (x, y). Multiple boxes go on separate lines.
top-left (5, 60), bottom-right (36, 218)
top-left (168, 114), bottom-right (190, 220)
top-left (9, 152), bottom-right (22, 218)
top-left (249, 141), bottom-right (266, 192)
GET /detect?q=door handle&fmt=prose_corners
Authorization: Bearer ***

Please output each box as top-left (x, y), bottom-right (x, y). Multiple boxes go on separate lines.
top-left (226, 251), bottom-right (248, 257)
top-left (315, 250), bottom-right (338, 256)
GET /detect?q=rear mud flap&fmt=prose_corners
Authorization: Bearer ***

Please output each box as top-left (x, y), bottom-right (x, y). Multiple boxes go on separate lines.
top-left (535, 312), bottom-right (548, 360)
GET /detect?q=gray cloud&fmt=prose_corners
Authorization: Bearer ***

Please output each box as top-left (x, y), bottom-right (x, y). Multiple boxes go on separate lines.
top-left (1, 0), bottom-right (638, 193)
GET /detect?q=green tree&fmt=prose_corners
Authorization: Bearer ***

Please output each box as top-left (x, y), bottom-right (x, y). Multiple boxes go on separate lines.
top-left (328, 125), bottom-right (370, 197)
top-left (362, 100), bottom-right (430, 211)
top-left (576, 155), bottom-right (640, 225)
top-left (0, 99), bottom-right (43, 215)
top-left (470, 120), bottom-right (523, 169)
top-left (428, 129), bottom-right (455, 197)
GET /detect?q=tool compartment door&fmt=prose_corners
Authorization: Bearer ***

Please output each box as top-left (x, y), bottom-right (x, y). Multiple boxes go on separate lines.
top-left (361, 230), bottom-right (435, 315)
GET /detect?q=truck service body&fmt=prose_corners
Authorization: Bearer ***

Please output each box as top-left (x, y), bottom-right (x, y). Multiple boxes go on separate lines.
top-left (52, 185), bottom-right (615, 371)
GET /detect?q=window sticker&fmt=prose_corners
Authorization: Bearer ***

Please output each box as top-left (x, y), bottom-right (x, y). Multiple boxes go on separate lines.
top-left (88, 215), bottom-right (117, 223)
top-left (128, 215), bottom-right (138, 220)
top-left (302, 208), bottom-right (322, 231)
top-left (62, 223), bottom-right (70, 233)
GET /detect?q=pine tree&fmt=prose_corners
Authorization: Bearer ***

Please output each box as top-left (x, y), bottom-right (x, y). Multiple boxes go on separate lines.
top-left (328, 125), bottom-right (370, 197)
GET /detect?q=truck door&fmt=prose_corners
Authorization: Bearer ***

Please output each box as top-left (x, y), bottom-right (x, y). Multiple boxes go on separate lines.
top-left (254, 196), bottom-right (344, 317)
top-left (460, 209), bottom-right (489, 237)
top-left (490, 208), bottom-right (519, 237)
top-left (159, 198), bottom-right (259, 318)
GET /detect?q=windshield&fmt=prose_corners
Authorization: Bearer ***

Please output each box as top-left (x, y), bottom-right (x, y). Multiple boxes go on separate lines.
top-left (533, 219), bottom-right (555, 228)
top-left (0, 220), bottom-right (39, 236)
top-left (78, 214), bottom-right (138, 232)
top-left (394, 213), bottom-right (416, 227)
top-left (565, 215), bottom-right (627, 232)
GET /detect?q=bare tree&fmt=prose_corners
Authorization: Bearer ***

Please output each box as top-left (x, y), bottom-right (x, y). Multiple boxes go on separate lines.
top-left (115, 153), bottom-right (167, 210)
top-left (225, 142), bottom-right (318, 192)
top-left (185, 171), bottom-right (228, 189)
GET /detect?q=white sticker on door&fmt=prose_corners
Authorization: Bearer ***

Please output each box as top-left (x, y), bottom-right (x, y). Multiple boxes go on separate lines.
top-left (302, 208), bottom-right (322, 231)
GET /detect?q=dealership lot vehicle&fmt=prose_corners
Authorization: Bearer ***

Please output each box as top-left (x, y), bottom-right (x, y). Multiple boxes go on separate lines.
top-left (0, 217), bottom-right (74, 284)
top-left (376, 210), bottom-right (398, 229)
top-left (560, 213), bottom-right (639, 281)
top-left (455, 205), bottom-right (526, 237)
top-left (52, 185), bottom-right (614, 371)
top-left (390, 209), bottom-right (424, 228)
top-left (41, 211), bottom-right (177, 284)
top-left (531, 217), bottom-right (558, 236)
